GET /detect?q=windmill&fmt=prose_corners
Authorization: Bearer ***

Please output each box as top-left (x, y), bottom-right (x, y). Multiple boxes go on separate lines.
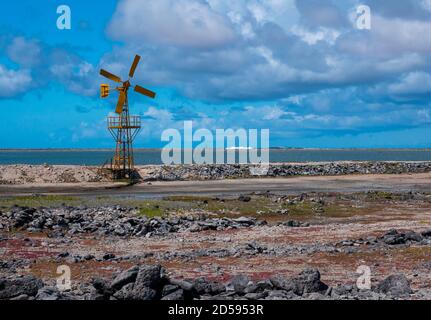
top-left (99, 55), bottom-right (156, 179)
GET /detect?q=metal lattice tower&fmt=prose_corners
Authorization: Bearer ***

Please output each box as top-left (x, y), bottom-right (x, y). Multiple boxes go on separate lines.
top-left (107, 96), bottom-right (141, 178)
top-left (99, 55), bottom-right (156, 179)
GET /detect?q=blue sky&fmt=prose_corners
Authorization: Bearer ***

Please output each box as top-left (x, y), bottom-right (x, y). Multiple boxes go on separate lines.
top-left (1, 0), bottom-right (431, 148)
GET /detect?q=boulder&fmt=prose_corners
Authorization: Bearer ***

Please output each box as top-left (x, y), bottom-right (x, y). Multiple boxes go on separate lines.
top-left (382, 230), bottom-right (406, 245)
top-left (134, 265), bottom-right (163, 289)
top-left (169, 279), bottom-right (194, 292)
top-left (112, 283), bottom-right (135, 300)
top-left (404, 231), bottom-right (423, 242)
top-left (102, 253), bottom-right (115, 260)
top-left (131, 286), bottom-right (157, 300)
top-left (110, 266), bottom-right (139, 291)
top-left (92, 278), bottom-right (113, 298)
top-left (269, 275), bottom-right (299, 294)
top-left (13, 208), bottom-right (35, 228)
top-left (36, 286), bottom-right (61, 300)
top-left (265, 290), bottom-right (299, 300)
top-left (244, 292), bottom-right (267, 300)
top-left (162, 284), bottom-right (180, 296)
top-left (161, 289), bottom-right (184, 300)
top-left (232, 217), bottom-right (255, 226)
top-left (251, 280), bottom-right (273, 293)
top-left (294, 268), bottom-right (328, 295)
top-left (127, 265), bottom-right (164, 300)
top-left (280, 220), bottom-right (310, 228)
top-left (238, 195), bottom-right (251, 202)
top-left (228, 275), bottom-right (250, 294)
top-left (377, 274), bottom-right (412, 296)
top-left (193, 278), bottom-right (225, 295)
top-left (421, 230), bottom-right (431, 238)
top-left (0, 276), bottom-right (44, 299)
top-left (305, 292), bottom-right (328, 300)
top-left (10, 294), bottom-right (30, 300)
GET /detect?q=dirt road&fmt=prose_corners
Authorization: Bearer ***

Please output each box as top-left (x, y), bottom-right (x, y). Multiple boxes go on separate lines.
top-left (1, 173), bottom-right (431, 198)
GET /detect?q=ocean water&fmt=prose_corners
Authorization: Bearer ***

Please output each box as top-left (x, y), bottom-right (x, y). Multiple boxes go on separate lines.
top-left (2, 149), bottom-right (431, 165)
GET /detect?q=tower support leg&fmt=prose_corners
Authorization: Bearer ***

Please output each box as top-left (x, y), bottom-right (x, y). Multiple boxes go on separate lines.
top-left (107, 97), bottom-right (141, 181)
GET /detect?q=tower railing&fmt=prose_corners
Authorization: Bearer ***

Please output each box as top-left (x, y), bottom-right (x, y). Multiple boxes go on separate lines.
top-left (107, 114), bottom-right (142, 177)
top-left (107, 115), bottom-right (141, 129)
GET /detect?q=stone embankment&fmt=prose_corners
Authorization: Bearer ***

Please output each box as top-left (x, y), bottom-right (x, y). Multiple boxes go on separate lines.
top-left (2, 161), bottom-right (431, 184)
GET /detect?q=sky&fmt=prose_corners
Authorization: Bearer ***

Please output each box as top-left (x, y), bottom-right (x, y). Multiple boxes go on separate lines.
top-left (1, 0), bottom-right (431, 148)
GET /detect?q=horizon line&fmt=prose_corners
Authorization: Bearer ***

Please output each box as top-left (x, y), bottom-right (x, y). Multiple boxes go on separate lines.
top-left (2, 147), bottom-right (431, 151)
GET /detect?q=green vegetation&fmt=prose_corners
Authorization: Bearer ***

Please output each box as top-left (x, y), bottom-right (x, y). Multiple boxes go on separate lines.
top-left (366, 191), bottom-right (394, 200)
top-left (138, 206), bottom-right (164, 218)
top-left (164, 195), bottom-right (275, 216)
top-left (0, 195), bottom-right (82, 209)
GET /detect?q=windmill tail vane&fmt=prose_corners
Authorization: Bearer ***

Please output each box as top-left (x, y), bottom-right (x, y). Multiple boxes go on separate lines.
top-left (99, 55), bottom-right (156, 180)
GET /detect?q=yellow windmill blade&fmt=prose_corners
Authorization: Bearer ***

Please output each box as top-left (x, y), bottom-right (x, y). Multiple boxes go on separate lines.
top-left (134, 85), bottom-right (156, 99)
top-left (129, 55), bottom-right (141, 78)
top-left (100, 69), bottom-right (122, 83)
top-left (115, 91), bottom-right (126, 114)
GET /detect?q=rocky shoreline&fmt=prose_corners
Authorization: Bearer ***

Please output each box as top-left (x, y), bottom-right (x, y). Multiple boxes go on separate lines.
top-left (141, 162), bottom-right (431, 182)
top-left (2, 161), bottom-right (431, 184)
top-left (0, 264), bottom-right (418, 300)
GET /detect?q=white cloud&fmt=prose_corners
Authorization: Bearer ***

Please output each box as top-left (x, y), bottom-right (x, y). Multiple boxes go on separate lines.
top-left (290, 25), bottom-right (340, 45)
top-left (209, 0), bottom-right (298, 29)
top-left (243, 105), bottom-right (287, 121)
top-left (145, 106), bottom-right (173, 121)
top-left (103, 1), bottom-right (431, 102)
top-left (49, 54), bottom-right (98, 97)
top-left (71, 120), bottom-right (107, 143)
top-left (2, 35), bottom-right (99, 98)
top-left (6, 37), bottom-right (41, 67)
top-left (388, 72), bottom-right (431, 96)
top-left (108, 0), bottom-right (236, 48)
top-left (255, 46), bottom-right (280, 68)
top-left (0, 65), bottom-right (32, 98)
top-left (376, 54), bottom-right (425, 73)
top-left (373, 16), bottom-right (431, 54)
top-left (422, 0), bottom-right (431, 12)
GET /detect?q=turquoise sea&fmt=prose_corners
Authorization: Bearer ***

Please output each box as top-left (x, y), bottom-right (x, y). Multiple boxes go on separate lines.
top-left (1, 149), bottom-right (431, 165)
